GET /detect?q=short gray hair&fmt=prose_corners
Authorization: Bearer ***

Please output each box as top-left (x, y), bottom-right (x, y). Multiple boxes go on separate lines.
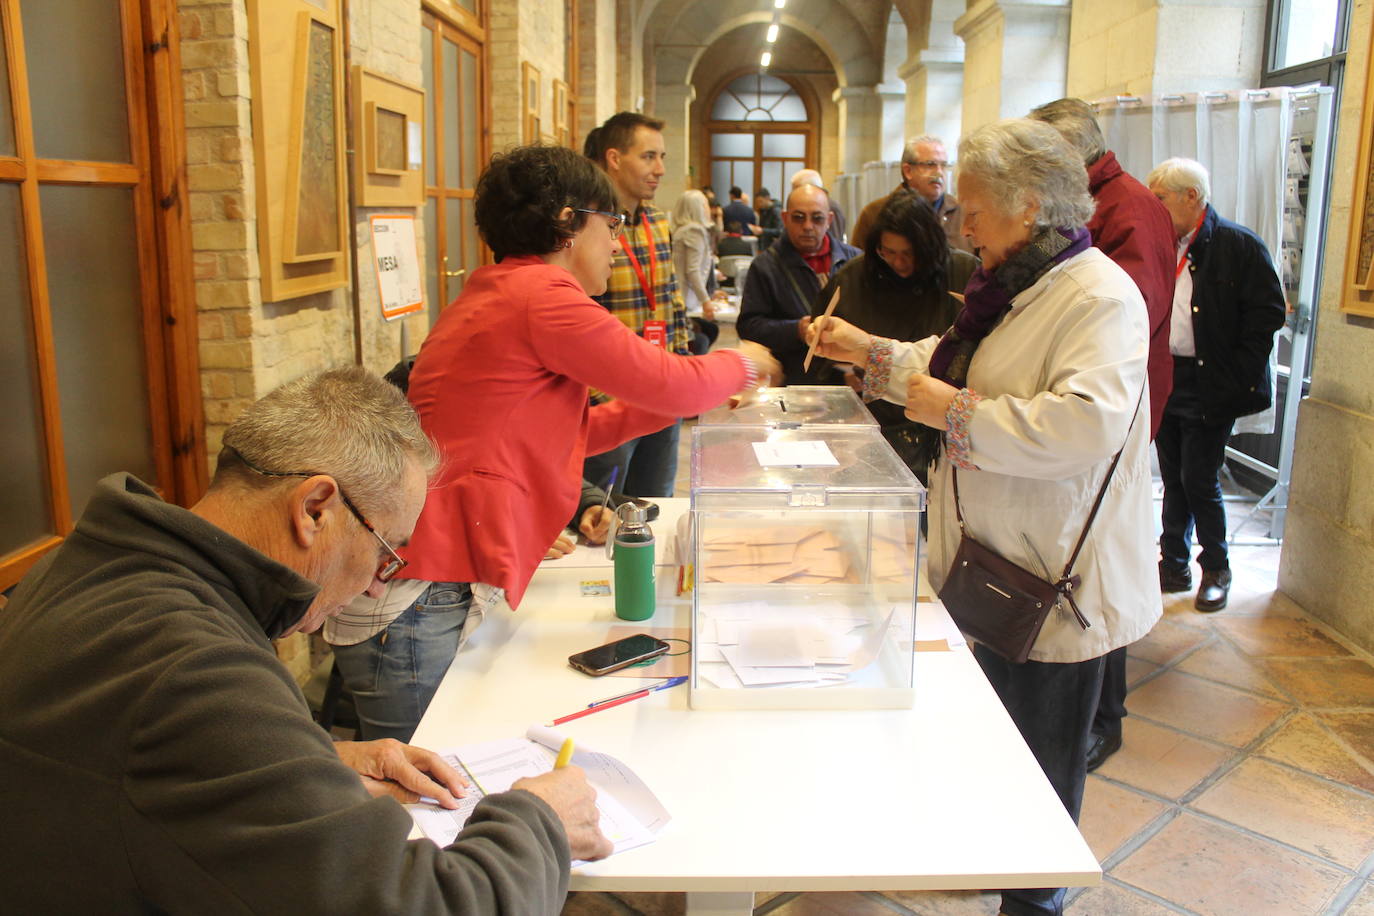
top-left (902, 135), bottom-right (947, 165)
top-left (215, 366), bottom-right (439, 516)
top-left (790, 168), bottom-right (824, 190)
top-left (1027, 98), bottom-right (1105, 166)
top-left (1146, 157), bottom-right (1210, 204)
top-left (956, 118), bottom-right (1096, 231)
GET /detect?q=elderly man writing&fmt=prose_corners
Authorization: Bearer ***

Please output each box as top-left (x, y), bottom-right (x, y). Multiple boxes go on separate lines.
top-left (0, 367), bottom-right (610, 913)
top-left (738, 182), bottom-right (861, 384)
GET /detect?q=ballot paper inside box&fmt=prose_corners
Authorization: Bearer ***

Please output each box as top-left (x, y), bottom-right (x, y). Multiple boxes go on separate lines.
top-left (688, 424), bottom-right (925, 710)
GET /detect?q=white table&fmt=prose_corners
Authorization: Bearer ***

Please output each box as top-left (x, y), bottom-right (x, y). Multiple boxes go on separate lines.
top-left (412, 500), bottom-right (1100, 914)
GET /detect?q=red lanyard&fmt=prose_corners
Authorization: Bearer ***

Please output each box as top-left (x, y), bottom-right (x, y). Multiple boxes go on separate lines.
top-left (1175, 210), bottom-right (1207, 279)
top-left (619, 212), bottom-right (657, 311)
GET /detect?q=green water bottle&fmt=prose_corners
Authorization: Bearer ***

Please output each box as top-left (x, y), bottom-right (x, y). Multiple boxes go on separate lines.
top-left (612, 501), bottom-right (656, 621)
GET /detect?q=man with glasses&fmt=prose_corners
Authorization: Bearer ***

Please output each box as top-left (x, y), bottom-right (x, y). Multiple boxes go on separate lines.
top-left (739, 182), bottom-right (861, 384)
top-left (850, 135), bottom-right (973, 253)
top-left (0, 367), bottom-right (611, 913)
top-left (581, 111), bottom-right (691, 499)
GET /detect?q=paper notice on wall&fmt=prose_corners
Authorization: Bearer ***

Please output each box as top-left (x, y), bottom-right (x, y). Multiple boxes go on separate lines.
top-left (370, 214), bottom-right (424, 320)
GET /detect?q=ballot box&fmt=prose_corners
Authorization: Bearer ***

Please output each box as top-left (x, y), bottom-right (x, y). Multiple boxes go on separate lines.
top-left (687, 424), bottom-right (924, 709)
top-left (695, 385), bottom-right (877, 428)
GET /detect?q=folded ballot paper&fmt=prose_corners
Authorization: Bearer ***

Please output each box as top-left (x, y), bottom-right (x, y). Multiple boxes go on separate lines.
top-left (406, 726), bottom-right (670, 861)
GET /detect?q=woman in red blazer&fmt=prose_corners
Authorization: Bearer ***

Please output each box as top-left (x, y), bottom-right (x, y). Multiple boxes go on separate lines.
top-left (328, 145), bottom-right (779, 740)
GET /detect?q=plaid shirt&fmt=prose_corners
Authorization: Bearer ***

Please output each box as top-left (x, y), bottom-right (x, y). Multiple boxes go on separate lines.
top-left (590, 203), bottom-right (690, 405)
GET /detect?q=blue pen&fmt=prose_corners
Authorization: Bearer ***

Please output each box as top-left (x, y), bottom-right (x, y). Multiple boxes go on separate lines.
top-left (587, 675), bottom-right (687, 709)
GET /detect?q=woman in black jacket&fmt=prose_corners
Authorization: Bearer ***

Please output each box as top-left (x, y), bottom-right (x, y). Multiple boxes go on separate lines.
top-left (812, 190), bottom-right (978, 479)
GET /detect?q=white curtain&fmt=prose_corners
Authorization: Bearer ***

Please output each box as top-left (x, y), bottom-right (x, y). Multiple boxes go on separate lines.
top-left (1096, 89), bottom-right (1296, 436)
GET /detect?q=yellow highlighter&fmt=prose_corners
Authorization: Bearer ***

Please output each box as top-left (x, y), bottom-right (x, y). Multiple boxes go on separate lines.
top-left (554, 738), bottom-right (575, 769)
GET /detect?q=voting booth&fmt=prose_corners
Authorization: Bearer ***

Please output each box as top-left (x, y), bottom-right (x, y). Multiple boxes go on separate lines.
top-left (687, 422), bottom-right (924, 709)
top-left (696, 385), bottom-right (877, 428)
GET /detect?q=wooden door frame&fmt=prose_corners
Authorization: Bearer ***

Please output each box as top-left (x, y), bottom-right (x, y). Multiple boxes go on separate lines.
top-left (422, 6), bottom-right (491, 313)
top-left (0, 0), bottom-right (202, 590)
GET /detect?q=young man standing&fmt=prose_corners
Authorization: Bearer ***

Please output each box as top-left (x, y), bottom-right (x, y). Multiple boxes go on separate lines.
top-left (582, 112), bottom-right (691, 497)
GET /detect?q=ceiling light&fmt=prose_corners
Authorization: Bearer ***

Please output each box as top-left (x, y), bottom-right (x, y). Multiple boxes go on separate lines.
top-left (760, 50), bottom-right (772, 68)
top-left (774, 0), bottom-right (785, 8)
top-left (766, 23), bottom-right (778, 42)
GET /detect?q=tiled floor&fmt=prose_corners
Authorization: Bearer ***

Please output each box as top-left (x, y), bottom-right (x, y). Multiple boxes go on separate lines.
top-left (569, 371), bottom-right (1374, 914)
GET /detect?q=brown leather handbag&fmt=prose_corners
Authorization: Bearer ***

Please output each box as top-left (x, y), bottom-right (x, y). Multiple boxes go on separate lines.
top-left (938, 392), bottom-right (1140, 663)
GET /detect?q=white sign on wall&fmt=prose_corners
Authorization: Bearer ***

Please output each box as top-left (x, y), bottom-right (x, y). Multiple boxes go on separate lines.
top-left (369, 214), bottom-right (424, 320)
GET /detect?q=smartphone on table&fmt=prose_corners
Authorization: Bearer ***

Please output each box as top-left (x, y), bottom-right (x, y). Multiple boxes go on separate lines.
top-left (568, 633), bottom-right (671, 676)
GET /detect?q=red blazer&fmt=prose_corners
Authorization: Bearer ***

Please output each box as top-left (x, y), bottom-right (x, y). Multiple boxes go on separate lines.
top-left (401, 256), bottom-right (748, 607)
top-left (1088, 151), bottom-right (1176, 438)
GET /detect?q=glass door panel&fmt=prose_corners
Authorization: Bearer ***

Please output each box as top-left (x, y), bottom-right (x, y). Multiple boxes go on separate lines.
top-left (20, 0), bottom-right (132, 163)
top-left (40, 184), bottom-right (154, 518)
top-left (444, 194), bottom-right (467, 304)
top-left (762, 133), bottom-right (806, 158)
top-left (442, 37), bottom-right (461, 189)
top-left (0, 184), bottom-right (50, 553)
top-left (460, 47), bottom-right (478, 186)
top-left (422, 27), bottom-right (436, 186)
top-left (424, 197), bottom-right (440, 325)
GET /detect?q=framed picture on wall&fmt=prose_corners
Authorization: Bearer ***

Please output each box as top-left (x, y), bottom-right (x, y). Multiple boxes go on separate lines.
top-left (247, 0), bottom-right (350, 300)
top-left (353, 67), bottom-right (425, 207)
top-left (522, 61), bottom-right (541, 144)
top-left (1343, 24), bottom-right (1374, 316)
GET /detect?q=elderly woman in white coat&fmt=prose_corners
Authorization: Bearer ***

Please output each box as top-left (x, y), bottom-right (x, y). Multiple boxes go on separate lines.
top-left (808, 118), bottom-right (1160, 916)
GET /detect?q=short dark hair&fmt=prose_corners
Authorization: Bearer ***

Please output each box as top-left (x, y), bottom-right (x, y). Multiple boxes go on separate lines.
top-left (864, 189), bottom-right (950, 290)
top-left (587, 111), bottom-right (665, 166)
top-left (725, 220), bottom-right (743, 233)
top-left (756, 188), bottom-right (772, 200)
top-left (729, 186), bottom-right (743, 198)
top-left (475, 145), bottom-right (617, 261)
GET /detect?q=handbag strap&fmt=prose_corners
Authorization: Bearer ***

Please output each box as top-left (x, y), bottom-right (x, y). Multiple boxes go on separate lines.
top-left (951, 383), bottom-right (1146, 582)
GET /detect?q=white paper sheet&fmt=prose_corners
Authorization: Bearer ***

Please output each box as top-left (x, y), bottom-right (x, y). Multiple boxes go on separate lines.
top-left (750, 440), bottom-right (839, 467)
top-left (406, 728), bottom-right (668, 860)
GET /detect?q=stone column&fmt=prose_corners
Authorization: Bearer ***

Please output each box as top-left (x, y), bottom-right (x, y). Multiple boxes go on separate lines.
top-left (955, 0), bottom-right (1071, 133)
top-left (899, 52), bottom-right (965, 151)
top-left (654, 82), bottom-right (695, 207)
top-left (832, 85), bottom-right (884, 175)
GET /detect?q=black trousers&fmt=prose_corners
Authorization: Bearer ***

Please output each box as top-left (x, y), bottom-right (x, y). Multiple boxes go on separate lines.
top-left (1156, 358), bottom-right (1235, 573)
top-left (974, 645), bottom-right (1105, 916)
top-left (1090, 645), bottom-right (1129, 739)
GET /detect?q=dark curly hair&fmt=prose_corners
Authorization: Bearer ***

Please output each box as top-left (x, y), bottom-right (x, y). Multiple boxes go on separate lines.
top-left (863, 189), bottom-right (950, 290)
top-left (474, 145), bottom-right (618, 261)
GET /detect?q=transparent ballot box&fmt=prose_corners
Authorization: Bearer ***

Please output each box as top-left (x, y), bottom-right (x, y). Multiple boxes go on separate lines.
top-left (696, 385), bottom-right (878, 428)
top-left (688, 424), bottom-right (925, 709)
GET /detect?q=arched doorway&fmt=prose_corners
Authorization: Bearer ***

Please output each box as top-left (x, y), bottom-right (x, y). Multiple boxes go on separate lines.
top-left (705, 71), bottom-right (815, 200)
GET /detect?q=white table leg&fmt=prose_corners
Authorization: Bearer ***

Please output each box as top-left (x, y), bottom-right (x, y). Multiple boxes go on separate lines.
top-left (685, 890), bottom-right (756, 915)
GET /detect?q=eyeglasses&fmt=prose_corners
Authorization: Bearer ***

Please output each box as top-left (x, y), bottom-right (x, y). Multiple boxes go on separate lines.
top-left (909, 159), bottom-right (952, 170)
top-left (576, 208), bottom-right (625, 237)
top-left (787, 212), bottom-right (829, 225)
top-left (224, 446), bottom-right (408, 583)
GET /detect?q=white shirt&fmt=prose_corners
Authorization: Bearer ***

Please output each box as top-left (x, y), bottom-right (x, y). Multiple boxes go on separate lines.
top-left (1169, 228), bottom-right (1198, 357)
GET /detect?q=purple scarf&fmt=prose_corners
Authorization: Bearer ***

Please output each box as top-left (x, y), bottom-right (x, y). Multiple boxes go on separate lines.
top-left (928, 226), bottom-right (1091, 387)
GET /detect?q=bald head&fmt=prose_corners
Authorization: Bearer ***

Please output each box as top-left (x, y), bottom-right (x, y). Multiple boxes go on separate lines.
top-left (783, 184), bottom-right (830, 254)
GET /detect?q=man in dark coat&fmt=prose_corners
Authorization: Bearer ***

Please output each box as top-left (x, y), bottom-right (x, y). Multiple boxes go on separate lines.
top-left (1148, 157), bottom-right (1285, 613)
top-left (1032, 98), bottom-right (1179, 773)
top-left (850, 136), bottom-right (973, 253)
top-left (738, 183), bottom-right (860, 385)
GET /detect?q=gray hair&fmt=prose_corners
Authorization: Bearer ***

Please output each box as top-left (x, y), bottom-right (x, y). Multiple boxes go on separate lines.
top-left (901, 135), bottom-right (947, 165)
top-left (215, 366), bottom-right (439, 517)
top-left (672, 189), bottom-right (710, 230)
top-left (956, 118), bottom-right (1096, 231)
top-left (1027, 98), bottom-right (1105, 166)
top-left (1146, 157), bottom-right (1211, 204)
top-left (790, 168), bottom-right (824, 190)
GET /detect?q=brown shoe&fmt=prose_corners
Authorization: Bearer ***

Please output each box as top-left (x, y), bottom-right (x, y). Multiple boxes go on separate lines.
top-left (1195, 569), bottom-right (1232, 612)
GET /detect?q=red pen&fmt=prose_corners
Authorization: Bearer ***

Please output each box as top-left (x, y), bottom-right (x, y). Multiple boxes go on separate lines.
top-left (548, 675), bottom-right (688, 726)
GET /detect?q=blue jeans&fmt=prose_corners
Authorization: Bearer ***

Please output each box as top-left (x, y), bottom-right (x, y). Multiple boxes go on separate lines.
top-left (583, 419), bottom-right (681, 498)
top-left (331, 582), bottom-right (471, 742)
top-left (974, 644), bottom-right (1105, 916)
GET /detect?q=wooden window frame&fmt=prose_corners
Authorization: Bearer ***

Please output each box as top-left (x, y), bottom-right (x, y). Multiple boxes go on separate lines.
top-left (702, 69), bottom-right (817, 196)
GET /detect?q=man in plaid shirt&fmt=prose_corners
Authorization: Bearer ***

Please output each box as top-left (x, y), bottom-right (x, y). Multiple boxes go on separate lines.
top-left (582, 111), bottom-right (692, 497)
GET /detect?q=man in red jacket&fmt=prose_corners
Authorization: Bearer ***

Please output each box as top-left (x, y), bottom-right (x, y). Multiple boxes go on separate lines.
top-left (1031, 98), bottom-right (1176, 774)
